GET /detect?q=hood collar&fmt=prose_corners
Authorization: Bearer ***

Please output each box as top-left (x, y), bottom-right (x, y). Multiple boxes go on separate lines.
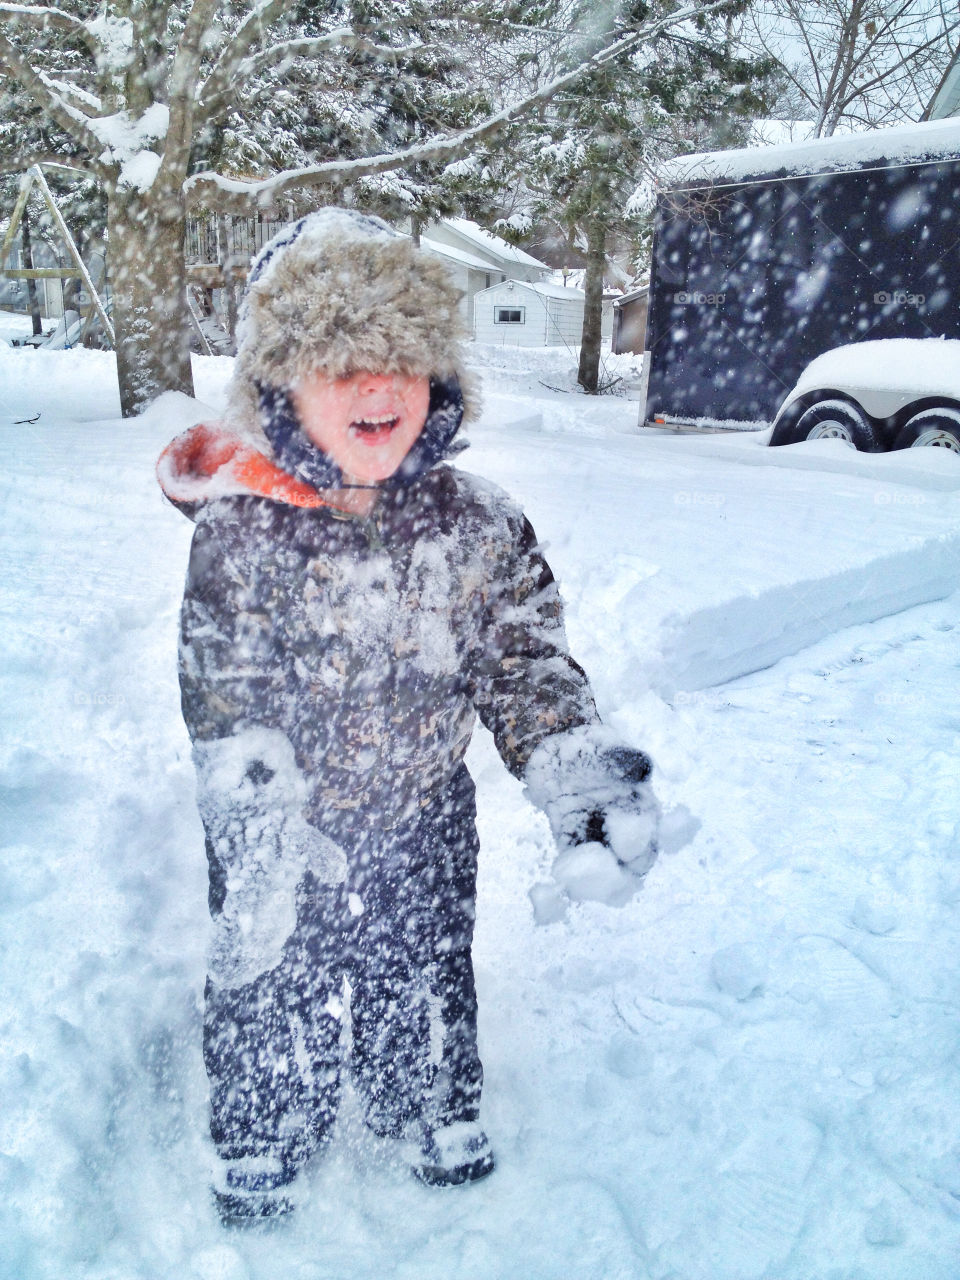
top-left (156, 421), bottom-right (352, 516)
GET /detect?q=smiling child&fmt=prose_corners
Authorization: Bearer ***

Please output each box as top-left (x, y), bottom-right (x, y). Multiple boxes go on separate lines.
top-left (158, 209), bottom-right (661, 1224)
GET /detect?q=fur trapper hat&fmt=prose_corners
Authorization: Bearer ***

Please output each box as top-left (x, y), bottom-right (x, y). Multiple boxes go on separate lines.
top-left (227, 209), bottom-right (475, 438)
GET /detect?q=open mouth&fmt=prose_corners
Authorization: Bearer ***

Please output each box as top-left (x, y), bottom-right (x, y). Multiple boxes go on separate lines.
top-left (349, 414), bottom-right (400, 443)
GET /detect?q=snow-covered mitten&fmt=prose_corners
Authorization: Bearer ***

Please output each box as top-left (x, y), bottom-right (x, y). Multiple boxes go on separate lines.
top-left (524, 724), bottom-right (665, 917)
top-left (193, 727), bottom-right (346, 987)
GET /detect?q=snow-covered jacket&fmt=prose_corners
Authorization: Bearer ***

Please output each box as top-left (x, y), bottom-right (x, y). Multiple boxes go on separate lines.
top-left (160, 421), bottom-right (601, 835)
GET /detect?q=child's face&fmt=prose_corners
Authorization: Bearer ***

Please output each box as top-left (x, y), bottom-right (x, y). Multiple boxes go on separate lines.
top-left (291, 370), bottom-right (430, 485)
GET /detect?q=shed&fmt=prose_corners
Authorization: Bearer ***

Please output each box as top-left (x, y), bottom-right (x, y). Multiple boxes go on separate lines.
top-left (473, 279), bottom-right (585, 347)
top-left (611, 284), bottom-right (649, 354)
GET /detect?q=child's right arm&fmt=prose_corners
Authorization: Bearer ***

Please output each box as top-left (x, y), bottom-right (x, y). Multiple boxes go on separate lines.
top-left (179, 513), bottom-right (344, 984)
top-left (179, 515), bottom-right (286, 745)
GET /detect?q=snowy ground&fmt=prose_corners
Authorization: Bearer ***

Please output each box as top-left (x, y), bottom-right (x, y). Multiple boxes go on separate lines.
top-left (2, 332), bottom-right (960, 1280)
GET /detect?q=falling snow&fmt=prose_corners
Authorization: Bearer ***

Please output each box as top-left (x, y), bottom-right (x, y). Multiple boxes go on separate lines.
top-left (2, 333), bottom-right (960, 1278)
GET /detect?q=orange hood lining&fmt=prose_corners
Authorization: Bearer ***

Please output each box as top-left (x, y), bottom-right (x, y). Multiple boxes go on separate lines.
top-left (157, 421), bottom-right (353, 513)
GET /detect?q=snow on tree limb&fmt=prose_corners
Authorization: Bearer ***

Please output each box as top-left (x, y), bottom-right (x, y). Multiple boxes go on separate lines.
top-left (0, 150), bottom-right (87, 174)
top-left (38, 73), bottom-right (102, 112)
top-left (197, 29), bottom-right (428, 124)
top-left (0, 28), bottom-right (108, 170)
top-left (186, 0), bottom-right (736, 213)
top-left (0, 1), bottom-right (95, 47)
top-left (195, 0), bottom-right (291, 118)
top-left (162, 0), bottom-right (219, 176)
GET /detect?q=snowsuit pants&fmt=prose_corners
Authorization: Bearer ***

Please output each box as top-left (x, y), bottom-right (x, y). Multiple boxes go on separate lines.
top-left (202, 765), bottom-right (483, 1167)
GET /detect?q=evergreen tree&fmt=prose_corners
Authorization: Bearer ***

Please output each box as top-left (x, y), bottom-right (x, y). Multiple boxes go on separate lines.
top-left (503, 0), bottom-right (774, 392)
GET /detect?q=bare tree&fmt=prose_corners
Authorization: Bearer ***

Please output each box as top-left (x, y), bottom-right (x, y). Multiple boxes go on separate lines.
top-left (742, 0), bottom-right (960, 137)
top-left (0, 0), bottom-right (733, 415)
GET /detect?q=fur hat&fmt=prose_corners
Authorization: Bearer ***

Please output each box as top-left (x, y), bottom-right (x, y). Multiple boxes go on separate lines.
top-left (227, 209), bottom-right (475, 438)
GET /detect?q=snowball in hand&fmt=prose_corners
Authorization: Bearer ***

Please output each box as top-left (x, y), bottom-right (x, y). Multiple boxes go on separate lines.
top-left (551, 840), bottom-right (637, 907)
top-left (524, 724), bottom-right (685, 917)
top-left (602, 806), bottom-right (660, 875)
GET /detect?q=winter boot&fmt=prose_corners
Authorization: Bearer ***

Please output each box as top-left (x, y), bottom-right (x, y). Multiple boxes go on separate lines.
top-left (412, 1121), bottom-right (495, 1187)
top-left (212, 1154), bottom-right (298, 1225)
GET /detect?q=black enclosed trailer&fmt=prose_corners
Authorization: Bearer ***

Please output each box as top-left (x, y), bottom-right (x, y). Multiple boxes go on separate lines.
top-left (640, 118), bottom-right (960, 432)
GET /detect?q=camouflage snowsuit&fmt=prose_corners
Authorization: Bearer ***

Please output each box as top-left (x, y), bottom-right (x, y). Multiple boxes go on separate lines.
top-left (178, 459), bottom-right (599, 1163)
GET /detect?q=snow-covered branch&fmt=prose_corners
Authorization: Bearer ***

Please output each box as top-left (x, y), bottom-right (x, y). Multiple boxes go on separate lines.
top-left (0, 28), bottom-right (107, 169)
top-left (198, 30), bottom-right (427, 123)
top-left (162, 0), bottom-right (219, 176)
top-left (195, 0), bottom-right (291, 121)
top-left (0, 149), bottom-right (87, 175)
top-left (39, 72), bottom-right (102, 112)
top-left (186, 0), bottom-right (736, 213)
top-left (0, 1), bottom-right (95, 48)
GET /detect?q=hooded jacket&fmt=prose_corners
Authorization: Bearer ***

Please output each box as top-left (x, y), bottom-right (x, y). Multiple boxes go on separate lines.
top-left (160, 415), bottom-right (599, 833)
top-left (158, 209), bottom-right (601, 836)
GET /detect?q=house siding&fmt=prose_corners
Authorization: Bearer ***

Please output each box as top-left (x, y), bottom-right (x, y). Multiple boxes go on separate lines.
top-left (473, 281), bottom-right (585, 348)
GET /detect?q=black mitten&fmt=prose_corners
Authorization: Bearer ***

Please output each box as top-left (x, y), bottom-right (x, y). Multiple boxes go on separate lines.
top-left (524, 726), bottom-right (661, 911)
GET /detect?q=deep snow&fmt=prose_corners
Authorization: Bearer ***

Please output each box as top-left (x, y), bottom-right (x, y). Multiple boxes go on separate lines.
top-left (1, 335), bottom-right (960, 1280)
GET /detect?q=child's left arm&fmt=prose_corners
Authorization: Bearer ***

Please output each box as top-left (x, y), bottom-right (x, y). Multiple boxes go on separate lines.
top-left (470, 507), bottom-right (669, 910)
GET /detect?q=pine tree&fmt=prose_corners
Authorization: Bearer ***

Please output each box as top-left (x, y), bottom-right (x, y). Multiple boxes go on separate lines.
top-left (504, 0), bottom-right (775, 392)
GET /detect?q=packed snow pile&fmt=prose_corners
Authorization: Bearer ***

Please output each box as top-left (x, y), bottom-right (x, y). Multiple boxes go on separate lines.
top-left (2, 338), bottom-right (960, 1280)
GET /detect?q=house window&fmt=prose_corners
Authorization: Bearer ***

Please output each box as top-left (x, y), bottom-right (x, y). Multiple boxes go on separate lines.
top-left (495, 306), bottom-right (525, 324)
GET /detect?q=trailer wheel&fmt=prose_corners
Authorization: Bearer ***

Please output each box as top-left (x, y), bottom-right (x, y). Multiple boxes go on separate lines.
top-left (893, 407), bottom-right (960, 453)
top-left (772, 399), bottom-right (883, 451)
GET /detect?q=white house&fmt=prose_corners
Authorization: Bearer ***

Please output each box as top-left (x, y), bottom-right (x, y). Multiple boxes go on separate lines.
top-left (472, 279), bottom-right (585, 347)
top-left (418, 218), bottom-right (550, 329)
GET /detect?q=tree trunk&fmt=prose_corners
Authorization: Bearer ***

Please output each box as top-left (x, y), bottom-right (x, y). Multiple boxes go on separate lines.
top-left (577, 217), bottom-right (606, 395)
top-left (20, 207), bottom-right (43, 337)
top-left (107, 185), bottom-right (195, 417)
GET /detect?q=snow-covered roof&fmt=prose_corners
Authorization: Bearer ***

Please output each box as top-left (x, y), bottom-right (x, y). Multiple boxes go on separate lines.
top-left (419, 239), bottom-right (504, 275)
top-left (613, 284), bottom-right (649, 307)
top-left (659, 115), bottom-right (960, 188)
top-left (529, 281), bottom-right (584, 301)
top-left (437, 218), bottom-right (548, 272)
top-left (478, 279), bottom-right (584, 302)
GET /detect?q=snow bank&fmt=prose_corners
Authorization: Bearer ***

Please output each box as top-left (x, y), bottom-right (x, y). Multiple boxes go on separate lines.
top-left (651, 529), bottom-right (960, 691)
top-left (468, 393), bottom-right (960, 702)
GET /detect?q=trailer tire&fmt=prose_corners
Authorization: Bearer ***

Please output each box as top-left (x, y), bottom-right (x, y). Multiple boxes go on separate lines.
top-left (893, 408), bottom-right (960, 453)
top-left (772, 399), bottom-right (883, 451)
